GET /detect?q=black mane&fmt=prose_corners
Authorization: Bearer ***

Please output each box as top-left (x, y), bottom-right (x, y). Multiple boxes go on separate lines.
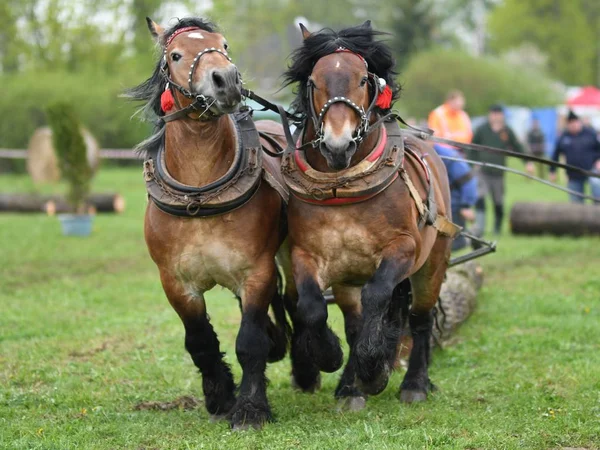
top-left (125, 17), bottom-right (217, 158)
top-left (283, 22), bottom-right (400, 122)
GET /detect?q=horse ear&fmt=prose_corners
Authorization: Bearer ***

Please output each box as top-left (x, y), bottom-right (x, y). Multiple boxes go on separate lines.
top-left (146, 17), bottom-right (164, 42)
top-left (299, 23), bottom-right (311, 40)
top-left (362, 20), bottom-right (372, 29)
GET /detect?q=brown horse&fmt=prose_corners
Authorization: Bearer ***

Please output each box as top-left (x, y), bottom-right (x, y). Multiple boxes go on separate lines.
top-left (128, 17), bottom-right (289, 429)
top-left (280, 22), bottom-right (458, 408)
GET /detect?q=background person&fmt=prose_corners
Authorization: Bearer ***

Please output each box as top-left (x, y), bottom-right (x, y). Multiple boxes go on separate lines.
top-left (428, 90), bottom-right (473, 150)
top-left (526, 117), bottom-right (547, 179)
top-left (469, 105), bottom-right (533, 235)
top-left (549, 111), bottom-right (600, 203)
top-left (433, 144), bottom-right (477, 251)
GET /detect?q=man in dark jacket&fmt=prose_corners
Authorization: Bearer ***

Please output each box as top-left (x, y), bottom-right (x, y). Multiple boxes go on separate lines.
top-left (469, 105), bottom-right (533, 235)
top-left (549, 111), bottom-right (600, 203)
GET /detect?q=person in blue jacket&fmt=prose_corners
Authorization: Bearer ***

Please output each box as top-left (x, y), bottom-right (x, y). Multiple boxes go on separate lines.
top-left (549, 111), bottom-right (600, 203)
top-left (433, 144), bottom-right (478, 250)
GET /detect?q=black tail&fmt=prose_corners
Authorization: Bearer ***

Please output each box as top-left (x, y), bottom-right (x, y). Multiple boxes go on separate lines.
top-left (266, 269), bottom-right (292, 362)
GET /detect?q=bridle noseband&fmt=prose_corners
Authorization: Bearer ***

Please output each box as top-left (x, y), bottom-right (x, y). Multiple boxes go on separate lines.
top-left (160, 27), bottom-right (235, 122)
top-left (305, 48), bottom-right (386, 149)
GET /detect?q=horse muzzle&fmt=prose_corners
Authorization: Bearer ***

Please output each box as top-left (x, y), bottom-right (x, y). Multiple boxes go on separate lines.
top-left (319, 140), bottom-right (357, 170)
top-left (210, 66), bottom-right (242, 112)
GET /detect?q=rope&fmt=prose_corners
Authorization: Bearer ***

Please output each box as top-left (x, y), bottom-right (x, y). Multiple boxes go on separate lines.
top-left (440, 155), bottom-right (599, 202)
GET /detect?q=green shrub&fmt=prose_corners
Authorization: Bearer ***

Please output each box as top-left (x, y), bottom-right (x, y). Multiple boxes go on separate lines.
top-left (397, 49), bottom-right (562, 119)
top-left (0, 69), bottom-right (152, 151)
top-left (46, 103), bottom-right (92, 212)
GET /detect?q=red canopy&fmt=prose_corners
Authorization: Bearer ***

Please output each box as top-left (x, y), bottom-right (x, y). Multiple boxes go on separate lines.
top-left (567, 86), bottom-right (600, 106)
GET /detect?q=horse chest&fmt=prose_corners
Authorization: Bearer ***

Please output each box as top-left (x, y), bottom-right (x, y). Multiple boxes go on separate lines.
top-left (306, 219), bottom-right (381, 283)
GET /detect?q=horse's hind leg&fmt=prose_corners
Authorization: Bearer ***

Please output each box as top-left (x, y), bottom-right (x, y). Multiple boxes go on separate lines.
top-left (332, 285), bottom-right (366, 412)
top-left (400, 237), bottom-right (450, 403)
top-left (229, 260), bottom-right (278, 430)
top-left (160, 271), bottom-right (236, 418)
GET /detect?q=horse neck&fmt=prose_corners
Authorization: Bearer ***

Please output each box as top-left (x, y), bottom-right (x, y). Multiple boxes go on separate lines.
top-left (303, 120), bottom-right (381, 172)
top-left (164, 116), bottom-right (236, 186)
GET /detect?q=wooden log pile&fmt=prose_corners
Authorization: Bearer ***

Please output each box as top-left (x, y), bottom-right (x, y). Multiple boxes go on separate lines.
top-left (510, 202), bottom-right (600, 236)
top-left (0, 193), bottom-right (125, 214)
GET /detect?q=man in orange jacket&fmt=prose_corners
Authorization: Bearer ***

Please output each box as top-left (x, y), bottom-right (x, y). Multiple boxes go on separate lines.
top-left (428, 90), bottom-right (473, 145)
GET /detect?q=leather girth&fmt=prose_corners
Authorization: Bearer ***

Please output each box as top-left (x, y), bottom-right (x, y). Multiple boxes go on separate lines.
top-left (144, 112), bottom-right (288, 218)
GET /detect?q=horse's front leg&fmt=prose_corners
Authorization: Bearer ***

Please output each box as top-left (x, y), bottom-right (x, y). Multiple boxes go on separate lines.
top-left (229, 259), bottom-right (278, 430)
top-left (354, 237), bottom-right (416, 396)
top-left (291, 248), bottom-right (344, 374)
top-left (159, 271), bottom-right (236, 419)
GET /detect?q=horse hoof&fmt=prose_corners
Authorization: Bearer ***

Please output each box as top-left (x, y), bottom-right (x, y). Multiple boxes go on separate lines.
top-left (231, 422), bottom-right (262, 431)
top-left (229, 401), bottom-right (272, 430)
top-left (356, 370), bottom-right (390, 396)
top-left (337, 396), bottom-right (367, 412)
top-left (291, 373), bottom-right (321, 393)
top-left (399, 390), bottom-right (427, 403)
top-left (209, 414), bottom-right (228, 423)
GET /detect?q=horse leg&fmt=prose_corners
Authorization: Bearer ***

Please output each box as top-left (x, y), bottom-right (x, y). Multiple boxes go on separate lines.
top-left (400, 237), bottom-right (450, 403)
top-left (159, 271), bottom-right (236, 418)
top-left (332, 285), bottom-right (367, 412)
top-left (354, 238), bottom-right (416, 396)
top-left (228, 261), bottom-right (277, 430)
top-left (292, 249), bottom-right (344, 374)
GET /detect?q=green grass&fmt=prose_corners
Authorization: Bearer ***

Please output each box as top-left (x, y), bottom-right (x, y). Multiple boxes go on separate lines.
top-left (1, 166), bottom-right (599, 450)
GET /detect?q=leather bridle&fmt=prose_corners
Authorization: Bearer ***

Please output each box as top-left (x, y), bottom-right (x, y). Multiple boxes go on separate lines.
top-left (304, 47), bottom-right (387, 149)
top-left (160, 27), bottom-right (235, 122)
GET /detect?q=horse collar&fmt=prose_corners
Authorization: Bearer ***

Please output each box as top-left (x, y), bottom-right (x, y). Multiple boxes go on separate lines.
top-left (144, 113), bottom-right (262, 217)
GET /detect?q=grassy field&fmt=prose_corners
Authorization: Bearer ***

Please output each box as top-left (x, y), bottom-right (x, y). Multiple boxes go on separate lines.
top-left (1, 165), bottom-right (599, 450)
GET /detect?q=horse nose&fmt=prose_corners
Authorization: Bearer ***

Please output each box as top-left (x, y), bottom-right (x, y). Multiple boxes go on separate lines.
top-left (210, 66), bottom-right (242, 105)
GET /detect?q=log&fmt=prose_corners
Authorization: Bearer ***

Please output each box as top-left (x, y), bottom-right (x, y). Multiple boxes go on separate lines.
top-left (0, 193), bottom-right (125, 214)
top-left (510, 202), bottom-right (600, 236)
top-left (396, 261), bottom-right (484, 365)
top-left (26, 127), bottom-right (99, 184)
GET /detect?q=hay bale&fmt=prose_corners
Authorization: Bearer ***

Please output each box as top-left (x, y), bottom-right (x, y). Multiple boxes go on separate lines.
top-left (26, 126), bottom-right (99, 183)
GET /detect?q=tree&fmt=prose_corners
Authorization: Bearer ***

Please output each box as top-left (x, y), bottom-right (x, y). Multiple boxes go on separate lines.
top-left (399, 49), bottom-right (561, 119)
top-left (487, 0), bottom-right (596, 85)
top-left (386, 0), bottom-right (442, 71)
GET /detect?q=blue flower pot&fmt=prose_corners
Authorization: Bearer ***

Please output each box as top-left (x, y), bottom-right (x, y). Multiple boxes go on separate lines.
top-left (58, 214), bottom-right (93, 237)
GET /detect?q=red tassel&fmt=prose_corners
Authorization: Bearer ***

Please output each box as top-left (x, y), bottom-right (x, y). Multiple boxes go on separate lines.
top-left (375, 85), bottom-right (393, 109)
top-left (161, 90), bottom-right (174, 112)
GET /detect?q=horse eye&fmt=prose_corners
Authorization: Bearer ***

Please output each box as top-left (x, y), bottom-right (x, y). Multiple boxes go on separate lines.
top-left (360, 77), bottom-right (368, 87)
top-left (171, 52), bottom-right (182, 62)
top-left (223, 43), bottom-right (229, 50)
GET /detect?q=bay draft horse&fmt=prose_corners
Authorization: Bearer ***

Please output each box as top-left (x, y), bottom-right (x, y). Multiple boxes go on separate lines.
top-left (128, 17), bottom-right (289, 429)
top-left (281, 22), bottom-right (455, 408)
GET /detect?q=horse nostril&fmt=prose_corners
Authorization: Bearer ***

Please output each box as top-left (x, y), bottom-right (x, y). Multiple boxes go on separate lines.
top-left (212, 71), bottom-right (225, 89)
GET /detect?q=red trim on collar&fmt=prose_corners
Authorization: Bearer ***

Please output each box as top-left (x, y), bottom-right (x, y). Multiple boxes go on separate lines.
top-left (292, 127), bottom-right (391, 205)
top-left (165, 27), bottom-right (201, 47)
top-left (294, 126), bottom-right (387, 173)
top-left (296, 173), bottom-right (399, 205)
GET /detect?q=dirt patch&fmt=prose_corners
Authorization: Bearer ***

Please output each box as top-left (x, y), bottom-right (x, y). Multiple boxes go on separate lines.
top-left (69, 342), bottom-right (109, 358)
top-left (134, 396), bottom-right (202, 411)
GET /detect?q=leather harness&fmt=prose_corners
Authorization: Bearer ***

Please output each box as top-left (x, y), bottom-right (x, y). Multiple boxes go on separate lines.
top-left (280, 118), bottom-right (461, 238)
top-left (144, 111), bottom-right (288, 217)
